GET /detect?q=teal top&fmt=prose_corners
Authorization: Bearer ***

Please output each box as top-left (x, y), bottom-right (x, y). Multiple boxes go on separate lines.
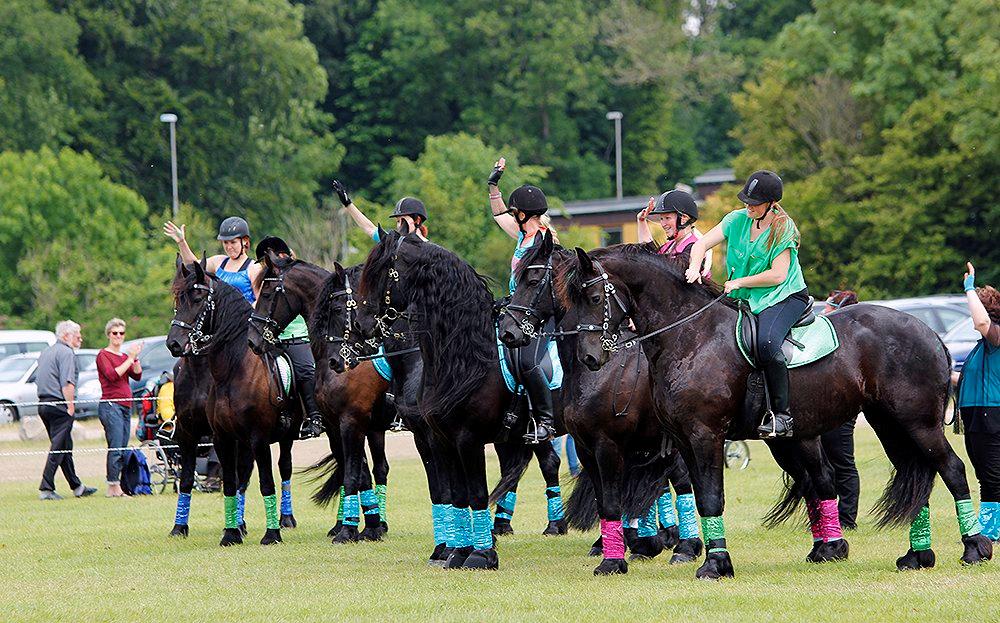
top-left (720, 209), bottom-right (807, 313)
top-left (279, 315), bottom-right (309, 341)
top-left (958, 322), bottom-right (1000, 408)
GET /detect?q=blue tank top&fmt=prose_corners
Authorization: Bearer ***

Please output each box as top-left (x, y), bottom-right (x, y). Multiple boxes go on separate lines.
top-left (216, 257), bottom-right (255, 304)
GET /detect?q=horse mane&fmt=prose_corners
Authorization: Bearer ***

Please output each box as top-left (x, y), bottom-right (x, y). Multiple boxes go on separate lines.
top-left (309, 263), bottom-right (363, 341)
top-left (556, 243), bottom-right (737, 311)
top-left (252, 257), bottom-right (303, 292)
top-left (513, 240), bottom-right (562, 281)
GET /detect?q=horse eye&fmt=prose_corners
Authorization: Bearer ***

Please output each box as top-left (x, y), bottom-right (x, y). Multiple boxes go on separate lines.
top-left (590, 295), bottom-right (601, 305)
top-left (527, 279), bottom-right (540, 287)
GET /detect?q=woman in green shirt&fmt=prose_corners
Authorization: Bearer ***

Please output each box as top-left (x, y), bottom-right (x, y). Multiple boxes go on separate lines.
top-left (685, 170), bottom-right (808, 438)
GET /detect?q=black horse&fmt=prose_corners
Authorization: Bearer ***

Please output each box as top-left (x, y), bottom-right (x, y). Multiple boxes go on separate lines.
top-left (248, 253), bottom-right (392, 544)
top-left (560, 244), bottom-right (992, 578)
top-left (353, 230), bottom-right (566, 570)
top-left (167, 259), bottom-right (301, 546)
top-left (498, 231), bottom-right (702, 575)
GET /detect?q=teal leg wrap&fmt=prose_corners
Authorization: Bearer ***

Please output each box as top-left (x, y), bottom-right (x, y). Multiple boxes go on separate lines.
top-left (471, 509), bottom-right (493, 550)
top-left (495, 491), bottom-right (517, 521)
top-left (546, 486), bottom-right (564, 521)
top-left (909, 506), bottom-right (932, 552)
top-left (432, 503), bottom-right (448, 544)
top-left (442, 504), bottom-right (456, 546)
top-left (657, 488), bottom-right (676, 528)
top-left (280, 480), bottom-right (292, 516)
top-left (637, 505), bottom-right (658, 538)
top-left (342, 491), bottom-right (360, 527)
top-left (676, 493), bottom-right (699, 539)
top-left (375, 484), bottom-right (387, 523)
top-left (450, 506), bottom-right (472, 548)
top-left (956, 498), bottom-right (982, 537)
top-left (979, 501), bottom-right (1000, 541)
top-left (360, 488), bottom-right (380, 518)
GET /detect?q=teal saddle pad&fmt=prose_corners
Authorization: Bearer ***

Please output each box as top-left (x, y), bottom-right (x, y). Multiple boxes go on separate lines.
top-left (736, 310), bottom-right (839, 368)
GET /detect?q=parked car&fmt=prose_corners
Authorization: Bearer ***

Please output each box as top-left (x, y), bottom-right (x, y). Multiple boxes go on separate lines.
top-left (0, 349), bottom-right (100, 423)
top-left (0, 329), bottom-right (56, 360)
top-left (943, 317), bottom-right (980, 373)
top-left (869, 295), bottom-right (968, 336)
top-left (122, 336), bottom-right (179, 412)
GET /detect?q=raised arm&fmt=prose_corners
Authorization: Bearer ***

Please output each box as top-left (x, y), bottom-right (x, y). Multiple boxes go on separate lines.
top-left (965, 263), bottom-right (995, 340)
top-left (333, 180), bottom-right (377, 239)
top-left (164, 222), bottom-right (197, 264)
top-left (636, 198), bottom-right (654, 244)
top-left (488, 158), bottom-right (520, 240)
top-left (685, 224), bottom-right (725, 283)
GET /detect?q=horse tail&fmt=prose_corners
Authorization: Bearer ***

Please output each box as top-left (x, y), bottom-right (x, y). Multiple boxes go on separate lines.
top-left (763, 471), bottom-right (808, 528)
top-left (621, 453), bottom-right (672, 520)
top-left (565, 469), bottom-right (599, 531)
top-left (301, 451), bottom-right (343, 507)
top-left (868, 416), bottom-right (937, 528)
top-left (488, 441), bottom-right (533, 506)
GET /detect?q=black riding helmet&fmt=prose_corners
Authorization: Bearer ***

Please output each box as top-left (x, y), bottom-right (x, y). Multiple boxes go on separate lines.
top-left (255, 235), bottom-right (292, 261)
top-left (737, 170), bottom-right (783, 205)
top-left (650, 189), bottom-right (698, 221)
top-left (508, 184), bottom-right (548, 230)
top-left (390, 197), bottom-right (428, 223)
top-left (217, 216), bottom-right (250, 241)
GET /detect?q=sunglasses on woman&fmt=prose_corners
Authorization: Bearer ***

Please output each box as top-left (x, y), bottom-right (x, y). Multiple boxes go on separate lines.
top-left (109, 331), bottom-right (125, 336)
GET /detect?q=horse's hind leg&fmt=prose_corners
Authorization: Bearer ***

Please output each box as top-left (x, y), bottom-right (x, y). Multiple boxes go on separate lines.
top-left (790, 439), bottom-right (849, 563)
top-left (215, 435), bottom-right (243, 547)
top-left (332, 417), bottom-right (368, 544)
top-left (535, 442), bottom-right (567, 536)
top-left (170, 432), bottom-right (197, 538)
top-left (277, 437), bottom-right (297, 529)
top-left (254, 438), bottom-right (282, 545)
top-left (367, 428), bottom-right (390, 534)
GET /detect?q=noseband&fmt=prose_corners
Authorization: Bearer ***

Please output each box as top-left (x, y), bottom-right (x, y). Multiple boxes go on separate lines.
top-left (501, 257), bottom-right (556, 339)
top-left (170, 282), bottom-right (217, 355)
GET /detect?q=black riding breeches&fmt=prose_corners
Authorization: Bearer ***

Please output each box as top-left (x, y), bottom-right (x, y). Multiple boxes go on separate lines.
top-left (755, 290), bottom-right (810, 366)
top-left (283, 341), bottom-right (320, 414)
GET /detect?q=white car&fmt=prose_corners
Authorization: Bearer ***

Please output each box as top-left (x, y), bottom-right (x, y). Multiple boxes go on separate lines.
top-left (0, 329), bottom-right (56, 360)
top-left (0, 350), bottom-right (101, 424)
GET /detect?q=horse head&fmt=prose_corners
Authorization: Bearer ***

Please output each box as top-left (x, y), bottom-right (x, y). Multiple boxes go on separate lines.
top-left (499, 229), bottom-right (558, 348)
top-left (167, 255), bottom-right (215, 357)
top-left (562, 247), bottom-right (632, 371)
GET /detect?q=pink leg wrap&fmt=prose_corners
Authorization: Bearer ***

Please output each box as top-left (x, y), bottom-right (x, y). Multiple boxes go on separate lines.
top-left (806, 499), bottom-right (822, 541)
top-left (819, 499), bottom-right (843, 541)
top-left (601, 519), bottom-right (625, 559)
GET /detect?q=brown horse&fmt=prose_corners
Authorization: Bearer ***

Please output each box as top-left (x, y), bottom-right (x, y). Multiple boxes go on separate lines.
top-left (167, 259), bottom-right (300, 546)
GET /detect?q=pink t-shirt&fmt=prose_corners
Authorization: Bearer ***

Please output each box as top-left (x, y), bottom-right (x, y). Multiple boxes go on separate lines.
top-left (658, 231), bottom-right (712, 278)
top-left (97, 349), bottom-right (141, 406)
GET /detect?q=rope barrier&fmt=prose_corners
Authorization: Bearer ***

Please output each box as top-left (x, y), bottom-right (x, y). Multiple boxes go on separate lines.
top-left (1, 395), bottom-right (164, 409)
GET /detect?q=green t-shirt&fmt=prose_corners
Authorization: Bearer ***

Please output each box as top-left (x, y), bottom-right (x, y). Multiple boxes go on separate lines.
top-left (720, 209), bottom-right (807, 313)
top-left (279, 315), bottom-right (310, 341)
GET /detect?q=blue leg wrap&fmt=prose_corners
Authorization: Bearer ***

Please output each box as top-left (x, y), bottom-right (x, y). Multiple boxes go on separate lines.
top-left (360, 488), bottom-right (380, 517)
top-left (495, 491), bottom-right (517, 521)
top-left (676, 493), bottom-right (699, 540)
top-left (342, 492), bottom-right (360, 527)
top-left (236, 490), bottom-right (246, 525)
top-left (280, 480), bottom-right (293, 516)
top-left (980, 501), bottom-right (1000, 541)
top-left (442, 504), bottom-right (456, 546)
top-left (432, 504), bottom-right (448, 544)
top-left (657, 488), bottom-right (676, 528)
top-left (638, 504), bottom-right (658, 538)
top-left (546, 486), bottom-right (564, 521)
top-left (472, 509), bottom-right (493, 550)
top-left (450, 506), bottom-right (472, 548)
top-left (174, 492), bottom-right (191, 526)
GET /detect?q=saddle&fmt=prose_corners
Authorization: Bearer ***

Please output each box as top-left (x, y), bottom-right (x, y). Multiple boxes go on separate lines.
top-left (264, 353), bottom-right (295, 429)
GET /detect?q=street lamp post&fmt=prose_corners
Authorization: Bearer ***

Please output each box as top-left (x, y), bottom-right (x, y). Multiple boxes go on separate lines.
top-left (159, 113), bottom-right (179, 220)
top-left (606, 111), bottom-right (623, 200)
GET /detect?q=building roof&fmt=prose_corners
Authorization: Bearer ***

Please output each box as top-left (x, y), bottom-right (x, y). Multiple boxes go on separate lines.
top-left (557, 196), bottom-right (649, 217)
top-left (693, 168), bottom-right (735, 185)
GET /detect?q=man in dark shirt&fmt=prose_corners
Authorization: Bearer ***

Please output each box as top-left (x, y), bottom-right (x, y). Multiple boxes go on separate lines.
top-left (37, 320), bottom-right (96, 500)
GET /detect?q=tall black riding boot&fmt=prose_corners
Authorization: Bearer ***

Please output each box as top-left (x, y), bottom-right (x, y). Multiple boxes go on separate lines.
top-left (297, 375), bottom-right (325, 440)
top-left (758, 360), bottom-right (793, 439)
top-left (522, 368), bottom-right (555, 444)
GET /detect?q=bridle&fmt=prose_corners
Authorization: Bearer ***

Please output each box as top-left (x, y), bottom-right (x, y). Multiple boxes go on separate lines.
top-left (356, 235), bottom-right (422, 362)
top-left (170, 281), bottom-right (217, 356)
top-left (248, 269), bottom-right (288, 349)
top-left (322, 271), bottom-right (361, 367)
top-left (501, 255), bottom-right (556, 340)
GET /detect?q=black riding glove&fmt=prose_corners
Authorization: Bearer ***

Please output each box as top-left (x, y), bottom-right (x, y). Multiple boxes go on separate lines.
top-left (332, 180), bottom-right (352, 207)
top-left (487, 165), bottom-right (504, 188)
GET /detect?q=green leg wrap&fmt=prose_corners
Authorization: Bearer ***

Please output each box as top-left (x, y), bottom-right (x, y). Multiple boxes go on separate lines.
top-left (224, 495), bottom-right (238, 529)
top-left (909, 506), bottom-right (932, 551)
top-left (336, 485), bottom-right (346, 523)
top-left (264, 494), bottom-right (280, 530)
top-left (956, 498), bottom-right (982, 537)
top-left (702, 516), bottom-right (727, 553)
top-left (375, 484), bottom-right (387, 523)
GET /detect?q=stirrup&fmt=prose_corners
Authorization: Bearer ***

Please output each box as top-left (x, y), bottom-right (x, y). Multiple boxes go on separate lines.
top-left (522, 416), bottom-right (552, 444)
top-left (389, 415), bottom-right (407, 433)
top-left (758, 411), bottom-right (793, 439)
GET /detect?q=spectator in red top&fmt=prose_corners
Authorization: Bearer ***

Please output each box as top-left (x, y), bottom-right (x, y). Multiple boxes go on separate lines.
top-left (96, 318), bottom-right (142, 497)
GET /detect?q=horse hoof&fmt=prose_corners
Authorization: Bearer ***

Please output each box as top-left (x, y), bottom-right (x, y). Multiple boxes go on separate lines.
top-left (806, 540), bottom-right (822, 563)
top-left (593, 558), bottom-right (628, 576)
top-left (332, 525), bottom-right (360, 544)
top-left (428, 542), bottom-right (449, 567)
top-left (659, 525), bottom-right (679, 550)
top-left (542, 519), bottom-right (567, 536)
top-left (380, 521), bottom-right (389, 534)
top-left (445, 546), bottom-right (474, 569)
top-left (813, 539), bottom-right (849, 563)
top-left (628, 535), bottom-right (665, 561)
top-left (280, 514), bottom-right (297, 529)
top-left (260, 528), bottom-right (283, 545)
top-left (170, 524), bottom-right (189, 538)
top-left (327, 521), bottom-right (342, 538)
top-left (492, 518), bottom-right (514, 537)
top-left (670, 538), bottom-right (704, 565)
top-left (359, 526), bottom-right (385, 542)
top-left (961, 534), bottom-right (993, 565)
top-left (695, 550), bottom-right (735, 580)
top-left (238, 522), bottom-right (248, 537)
top-left (589, 536), bottom-right (603, 557)
top-left (896, 548), bottom-right (936, 571)
top-left (462, 548), bottom-right (499, 570)
top-left (219, 528), bottom-right (243, 547)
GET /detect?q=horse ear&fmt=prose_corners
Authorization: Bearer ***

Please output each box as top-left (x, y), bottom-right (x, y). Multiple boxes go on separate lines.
top-left (176, 253), bottom-right (185, 274)
top-left (376, 224), bottom-right (387, 241)
top-left (541, 230), bottom-right (554, 254)
top-left (267, 249), bottom-right (283, 268)
top-left (575, 247), bottom-right (594, 274)
top-left (199, 251), bottom-right (208, 272)
top-left (333, 261), bottom-right (345, 276)
top-left (192, 259), bottom-right (205, 280)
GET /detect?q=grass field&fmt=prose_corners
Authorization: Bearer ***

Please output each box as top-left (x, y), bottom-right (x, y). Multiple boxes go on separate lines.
top-left (1, 426), bottom-right (997, 622)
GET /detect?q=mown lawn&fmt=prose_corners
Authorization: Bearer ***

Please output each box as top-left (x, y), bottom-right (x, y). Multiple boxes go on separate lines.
top-left (1, 427), bottom-right (996, 622)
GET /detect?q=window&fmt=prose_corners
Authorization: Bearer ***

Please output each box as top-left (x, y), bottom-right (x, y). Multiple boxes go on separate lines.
top-left (141, 343), bottom-right (176, 376)
top-left (601, 226), bottom-right (623, 246)
top-left (935, 308), bottom-right (967, 335)
top-left (75, 354), bottom-right (98, 372)
top-left (0, 358), bottom-right (35, 383)
top-left (905, 307), bottom-right (943, 333)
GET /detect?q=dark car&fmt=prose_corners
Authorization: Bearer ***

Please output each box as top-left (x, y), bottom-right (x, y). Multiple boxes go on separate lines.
top-left (869, 295), bottom-right (968, 337)
top-left (943, 317), bottom-right (979, 373)
top-left (122, 336), bottom-right (179, 411)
